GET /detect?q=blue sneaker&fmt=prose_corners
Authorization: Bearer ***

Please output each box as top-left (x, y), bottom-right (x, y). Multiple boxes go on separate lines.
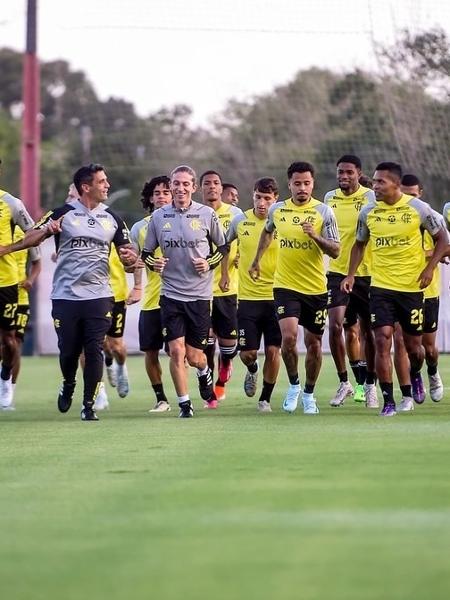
top-left (282, 384), bottom-right (301, 413)
top-left (380, 403), bottom-right (397, 417)
top-left (411, 373), bottom-right (426, 404)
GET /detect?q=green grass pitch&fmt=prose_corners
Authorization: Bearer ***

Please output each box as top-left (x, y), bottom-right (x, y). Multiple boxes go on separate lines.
top-left (1, 354), bottom-right (450, 600)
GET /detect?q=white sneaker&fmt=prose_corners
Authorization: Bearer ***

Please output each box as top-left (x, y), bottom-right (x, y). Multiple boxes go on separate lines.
top-left (106, 363), bottom-right (117, 387)
top-left (258, 400), bottom-right (272, 413)
top-left (282, 384), bottom-right (301, 413)
top-left (149, 400), bottom-right (171, 413)
top-left (117, 364), bottom-right (129, 398)
top-left (94, 383), bottom-right (109, 411)
top-left (429, 372), bottom-right (444, 402)
top-left (302, 392), bottom-right (319, 414)
top-left (329, 381), bottom-right (353, 407)
top-left (364, 383), bottom-right (380, 409)
top-left (0, 377), bottom-right (14, 410)
top-left (398, 396), bottom-right (414, 412)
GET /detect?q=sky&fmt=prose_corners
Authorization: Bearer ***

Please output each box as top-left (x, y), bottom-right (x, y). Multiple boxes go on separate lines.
top-left (1, 0), bottom-right (449, 125)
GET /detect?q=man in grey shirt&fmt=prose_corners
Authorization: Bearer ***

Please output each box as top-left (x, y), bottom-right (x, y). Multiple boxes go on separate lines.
top-left (0, 163), bottom-right (137, 421)
top-left (142, 165), bottom-right (228, 418)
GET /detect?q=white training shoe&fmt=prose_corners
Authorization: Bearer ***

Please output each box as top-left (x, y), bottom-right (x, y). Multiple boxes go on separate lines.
top-left (117, 364), bottom-right (129, 398)
top-left (429, 372), bottom-right (444, 402)
top-left (282, 384), bottom-right (301, 413)
top-left (398, 396), bottom-right (414, 412)
top-left (106, 363), bottom-right (118, 387)
top-left (302, 392), bottom-right (319, 415)
top-left (365, 383), bottom-right (380, 409)
top-left (94, 383), bottom-right (109, 411)
top-left (329, 381), bottom-right (354, 407)
top-left (258, 400), bottom-right (272, 413)
top-left (149, 400), bottom-right (171, 413)
top-left (0, 377), bottom-right (14, 410)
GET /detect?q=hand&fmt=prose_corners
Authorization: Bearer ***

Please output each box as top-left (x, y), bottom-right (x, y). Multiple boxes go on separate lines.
top-left (340, 275), bottom-right (354, 293)
top-left (219, 274), bottom-right (230, 292)
top-left (192, 257), bottom-right (209, 274)
top-left (248, 261), bottom-right (260, 281)
top-left (233, 253), bottom-right (240, 268)
top-left (46, 216), bottom-right (64, 235)
top-left (153, 256), bottom-right (169, 274)
top-left (119, 246), bottom-right (138, 267)
top-left (19, 279), bottom-right (33, 292)
top-left (126, 286), bottom-right (142, 305)
top-left (418, 265), bottom-right (433, 289)
top-left (301, 221), bottom-right (316, 239)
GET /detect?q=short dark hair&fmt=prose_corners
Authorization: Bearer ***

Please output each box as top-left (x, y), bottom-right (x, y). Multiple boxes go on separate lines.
top-left (222, 182), bottom-right (238, 192)
top-left (375, 162), bottom-right (402, 181)
top-left (287, 161), bottom-right (315, 179)
top-left (200, 170), bottom-right (223, 186)
top-left (140, 175), bottom-right (171, 211)
top-left (254, 177), bottom-right (279, 196)
top-left (73, 163), bottom-right (105, 195)
top-left (401, 173), bottom-right (422, 188)
top-left (336, 154), bottom-right (362, 169)
top-left (358, 174), bottom-right (373, 189)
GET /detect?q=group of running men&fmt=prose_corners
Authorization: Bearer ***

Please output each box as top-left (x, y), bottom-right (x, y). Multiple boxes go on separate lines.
top-left (0, 156), bottom-right (449, 419)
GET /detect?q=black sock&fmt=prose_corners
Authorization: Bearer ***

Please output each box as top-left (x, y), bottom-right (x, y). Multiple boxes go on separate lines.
top-left (427, 363), bottom-right (438, 376)
top-left (288, 373), bottom-right (299, 385)
top-left (338, 370), bottom-right (348, 383)
top-left (105, 356), bottom-right (113, 367)
top-left (380, 381), bottom-right (394, 405)
top-left (152, 383), bottom-right (168, 403)
top-left (349, 361), bottom-right (361, 384)
top-left (304, 383), bottom-right (315, 394)
top-left (358, 361), bottom-right (368, 384)
top-left (259, 381), bottom-right (275, 402)
top-left (400, 384), bottom-right (412, 398)
top-left (365, 371), bottom-right (376, 385)
top-left (247, 362), bottom-right (258, 374)
top-left (1, 364), bottom-right (12, 380)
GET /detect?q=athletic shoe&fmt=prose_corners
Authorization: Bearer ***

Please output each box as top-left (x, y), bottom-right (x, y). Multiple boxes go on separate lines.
top-left (398, 397), bottom-right (414, 412)
top-left (218, 357), bottom-right (233, 384)
top-left (364, 383), bottom-right (379, 409)
top-left (0, 377), bottom-right (14, 410)
top-left (244, 368), bottom-right (258, 397)
top-left (204, 397), bottom-right (218, 409)
top-left (179, 400), bottom-right (194, 418)
top-left (57, 380), bottom-right (76, 413)
top-left (411, 373), bottom-right (426, 404)
top-left (117, 364), bottom-right (129, 398)
top-left (329, 381), bottom-right (353, 407)
top-left (197, 369), bottom-right (213, 401)
top-left (94, 383), bottom-right (109, 411)
top-left (429, 372), bottom-right (444, 402)
top-left (258, 400), bottom-right (272, 413)
top-left (149, 400), bottom-right (171, 413)
top-left (106, 363), bottom-right (117, 387)
top-left (380, 403), bottom-right (397, 417)
top-left (353, 384), bottom-right (366, 403)
top-left (81, 407), bottom-right (99, 421)
top-left (282, 384), bottom-right (301, 413)
top-left (214, 384), bottom-right (226, 401)
top-left (303, 393), bottom-right (319, 415)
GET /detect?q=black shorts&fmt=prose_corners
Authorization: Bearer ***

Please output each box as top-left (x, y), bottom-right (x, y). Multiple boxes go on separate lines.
top-left (273, 288), bottom-right (328, 335)
top-left (139, 308), bottom-right (164, 351)
top-left (327, 273), bottom-right (371, 324)
top-left (423, 297), bottom-right (439, 334)
top-left (160, 295), bottom-right (211, 350)
top-left (237, 300), bottom-right (282, 351)
top-left (370, 287), bottom-right (424, 335)
top-left (0, 284), bottom-right (18, 331)
top-left (212, 295), bottom-right (238, 339)
top-left (107, 300), bottom-right (127, 338)
top-left (14, 304), bottom-right (30, 341)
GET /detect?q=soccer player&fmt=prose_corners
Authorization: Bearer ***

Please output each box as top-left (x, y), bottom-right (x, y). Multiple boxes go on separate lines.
top-left (0, 158), bottom-right (36, 410)
top-left (221, 183), bottom-right (239, 206)
top-left (250, 161), bottom-right (340, 415)
top-left (130, 175), bottom-right (172, 413)
top-left (342, 162), bottom-right (447, 416)
top-left (200, 170), bottom-right (242, 402)
top-left (324, 155), bottom-right (378, 408)
top-left (142, 165), bottom-right (228, 418)
top-left (224, 177), bottom-right (281, 412)
top-left (0, 163), bottom-right (137, 421)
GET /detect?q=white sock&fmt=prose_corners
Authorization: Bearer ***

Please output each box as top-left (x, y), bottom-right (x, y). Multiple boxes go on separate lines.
top-left (178, 395), bottom-right (190, 404)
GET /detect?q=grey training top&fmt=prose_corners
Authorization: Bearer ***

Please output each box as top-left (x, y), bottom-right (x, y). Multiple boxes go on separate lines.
top-left (143, 200), bottom-right (226, 302)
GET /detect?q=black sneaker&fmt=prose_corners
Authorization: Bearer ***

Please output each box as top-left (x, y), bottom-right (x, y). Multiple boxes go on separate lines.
top-left (197, 369), bottom-right (213, 400)
top-left (81, 407), bottom-right (99, 421)
top-left (178, 400), bottom-right (194, 418)
top-left (57, 381), bottom-right (76, 413)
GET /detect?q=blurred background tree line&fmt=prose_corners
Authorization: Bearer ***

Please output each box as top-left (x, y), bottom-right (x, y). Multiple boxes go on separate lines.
top-left (0, 28), bottom-right (449, 224)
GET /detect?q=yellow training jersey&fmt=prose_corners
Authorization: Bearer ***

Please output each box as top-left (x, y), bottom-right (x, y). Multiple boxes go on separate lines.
top-left (130, 215), bottom-right (162, 311)
top-left (13, 228), bottom-right (29, 305)
top-left (265, 197), bottom-right (339, 295)
top-left (213, 202), bottom-right (242, 297)
top-left (357, 195), bottom-right (442, 292)
top-left (109, 245), bottom-right (128, 302)
top-left (324, 185), bottom-right (375, 276)
top-left (0, 189), bottom-right (34, 287)
top-left (227, 208), bottom-right (278, 300)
